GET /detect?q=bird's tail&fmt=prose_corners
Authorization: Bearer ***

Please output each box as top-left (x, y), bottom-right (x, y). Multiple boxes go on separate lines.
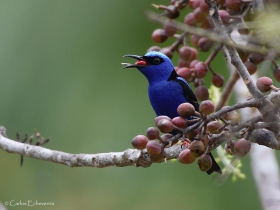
top-left (206, 152), bottom-right (222, 175)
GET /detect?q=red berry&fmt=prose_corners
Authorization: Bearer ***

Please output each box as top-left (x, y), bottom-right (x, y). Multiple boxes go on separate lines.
top-left (194, 62), bottom-right (208, 78)
top-left (199, 100), bottom-right (215, 115)
top-left (131, 135), bottom-right (148, 150)
top-left (184, 13), bottom-right (196, 25)
top-left (190, 47), bottom-right (198, 61)
top-left (177, 59), bottom-right (190, 68)
top-left (195, 86), bottom-right (209, 101)
top-left (219, 10), bottom-right (230, 24)
top-left (161, 133), bottom-right (174, 141)
top-left (256, 77), bottom-right (273, 93)
top-left (192, 0), bottom-right (200, 9)
top-left (179, 46), bottom-right (193, 61)
top-left (198, 37), bottom-right (213, 52)
top-left (190, 35), bottom-right (200, 47)
top-left (177, 103), bottom-right (195, 118)
top-left (234, 138), bottom-right (251, 157)
top-left (146, 140), bottom-right (162, 155)
top-left (199, 0), bottom-right (209, 13)
top-left (190, 59), bottom-right (200, 68)
top-left (172, 116), bottom-right (188, 128)
top-left (154, 116), bottom-right (171, 125)
top-left (156, 119), bottom-right (174, 133)
top-left (212, 74), bottom-right (224, 87)
top-left (146, 127), bottom-right (160, 140)
top-left (188, 1), bottom-right (194, 9)
top-left (178, 149), bottom-right (196, 164)
top-left (152, 29), bottom-right (168, 43)
top-left (193, 7), bottom-right (206, 23)
top-left (177, 67), bottom-right (192, 81)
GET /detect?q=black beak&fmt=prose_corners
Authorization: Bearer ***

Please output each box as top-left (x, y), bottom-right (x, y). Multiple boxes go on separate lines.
top-left (122, 54), bottom-right (147, 69)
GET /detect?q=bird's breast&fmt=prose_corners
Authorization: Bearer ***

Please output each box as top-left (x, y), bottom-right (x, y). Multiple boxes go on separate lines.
top-left (148, 80), bottom-right (187, 119)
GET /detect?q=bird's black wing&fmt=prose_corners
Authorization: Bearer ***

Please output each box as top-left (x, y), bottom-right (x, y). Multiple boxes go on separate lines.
top-left (168, 70), bottom-right (199, 111)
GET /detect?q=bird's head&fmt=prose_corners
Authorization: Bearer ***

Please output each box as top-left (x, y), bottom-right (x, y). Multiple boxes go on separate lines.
top-left (122, 51), bottom-right (174, 84)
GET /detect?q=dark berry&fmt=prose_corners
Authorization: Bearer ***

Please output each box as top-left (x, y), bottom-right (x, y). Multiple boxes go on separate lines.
top-left (273, 66), bottom-right (280, 82)
top-left (131, 135), bottom-right (148, 150)
top-left (146, 127), bottom-right (160, 140)
top-left (197, 154), bottom-right (212, 171)
top-left (195, 86), bottom-right (209, 101)
top-left (189, 140), bottom-right (205, 157)
top-left (207, 121), bottom-right (223, 134)
top-left (212, 74), bottom-right (224, 87)
top-left (156, 119), bottom-right (174, 133)
top-left (249, 53), bottom-right (265, 65)
top-left (199, 100), bottom-right (215, 115)
top-left (225, 140), bottom-right (236, 155)
top-left (146, 140), bottom-right (162, 155)
top-left (198, 37), bottom-right (212, 52)
top-left (186, 129), bottom-right (199, 140)
top-left (244, 60), bottom-right (257, 75)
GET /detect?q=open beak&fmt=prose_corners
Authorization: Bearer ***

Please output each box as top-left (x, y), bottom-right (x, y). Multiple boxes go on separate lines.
top-left (122, 55), bottom-right (148, 69)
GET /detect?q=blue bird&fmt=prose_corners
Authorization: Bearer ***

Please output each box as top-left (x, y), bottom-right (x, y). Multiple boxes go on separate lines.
top-left (123, 51), bottom-right (221, 175)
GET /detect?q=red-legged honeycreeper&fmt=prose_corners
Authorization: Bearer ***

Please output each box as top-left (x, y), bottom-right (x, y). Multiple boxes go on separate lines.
top-left (123, 51), bottom-right (221, 175)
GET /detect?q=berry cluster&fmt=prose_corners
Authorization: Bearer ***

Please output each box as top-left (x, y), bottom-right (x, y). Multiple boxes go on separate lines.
top-left (131, 99), bottom-right (251, 172)
top-left (131, 74), bottom-right (280, 173)
top-left (129, 0), bottom-right (280, 174)
top-left (148, 0), bottom-right (280, 101)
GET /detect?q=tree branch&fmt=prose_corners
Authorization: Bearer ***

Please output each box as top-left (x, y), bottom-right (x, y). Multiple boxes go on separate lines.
top-left (0, 134), bottom-right (183, 168)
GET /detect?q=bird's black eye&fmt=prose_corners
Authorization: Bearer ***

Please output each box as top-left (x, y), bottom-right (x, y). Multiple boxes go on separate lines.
top-left (153, 57), bottom-right (161, 65)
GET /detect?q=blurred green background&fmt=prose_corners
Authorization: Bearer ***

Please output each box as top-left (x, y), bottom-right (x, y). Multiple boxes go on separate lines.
top-left (0, 1), bottom-right (273, 210)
